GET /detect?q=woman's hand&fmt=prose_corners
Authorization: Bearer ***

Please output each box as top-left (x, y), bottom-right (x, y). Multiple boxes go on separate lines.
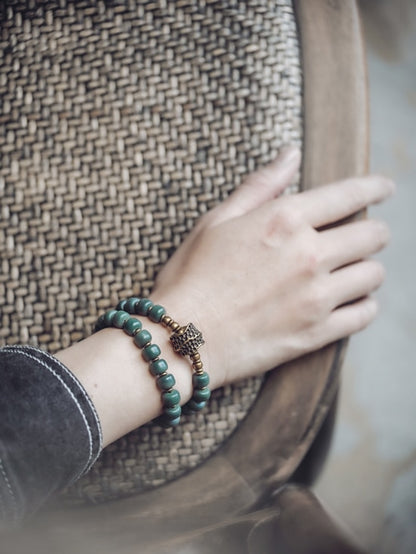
top-left (153, 147), bottom-right (394, 389)
top-left (57, 147), bottom-right (394, 446)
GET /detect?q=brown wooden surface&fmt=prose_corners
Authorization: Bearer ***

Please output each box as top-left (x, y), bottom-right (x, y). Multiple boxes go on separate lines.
top-left (144, 485), bottom-right (367, 554)
top-left (2, 1), bottom-right (369, 552)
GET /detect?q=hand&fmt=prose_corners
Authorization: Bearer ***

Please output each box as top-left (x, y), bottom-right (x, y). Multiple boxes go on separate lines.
top-left (57, 147), bottom-right (394, 446)
top-left (153, 147), bottom-right (394, 389)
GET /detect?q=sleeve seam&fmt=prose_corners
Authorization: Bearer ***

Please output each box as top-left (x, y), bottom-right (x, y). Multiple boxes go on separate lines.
top-left (0, 457), bottom-right (18, 522)
top-left (9, 345), bottom-right (103, 456)
top-left (1, 347), bottom-right (99, 482)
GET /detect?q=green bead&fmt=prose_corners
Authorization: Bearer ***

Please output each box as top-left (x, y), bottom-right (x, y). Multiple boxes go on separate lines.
top-left (192, 387), bottom-right (211, 402)
top-left (163, 405), bottom-right (181, 419)
top-left (112, 310), bottom-right (130, 328)
top-left (192, 371), bottom-right (210, 389)
top-left (186, 399), bottom-right (206, 412)
top-left (162, 389), bottom-right (181, 407)
top-left (136, 298), bottom-right (153, 316)
top-left (103, 309), bottom-right (118, 326)
top-left (157, 373), bottom-right (176, 391)
top-left (94, 314), bottom-right (106, 332)
top-left (134, 329), bottom-right (152, 348)
top-left (124, 297), bottom-right (140, 314)
top-left (149, 359), bottom-right (168, 376)
top-left (142, 343), bottom-right (161, 361)
top-left (148, 304), bottom-right (166, 323)
top-left (123, 317), bottom-right (142, 336)
top-left (167, 416), bottom-right (181, 427)
top-left (159, 415), bottom-right (181, 428)
top-left (116, 299), bottom-right (128, 311)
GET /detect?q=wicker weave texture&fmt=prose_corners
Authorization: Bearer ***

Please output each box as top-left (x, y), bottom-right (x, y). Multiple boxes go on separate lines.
top-left (0, 0), bottom-right (302, 503)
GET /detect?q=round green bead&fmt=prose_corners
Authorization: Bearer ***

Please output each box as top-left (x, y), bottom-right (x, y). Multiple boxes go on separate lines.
top-left (134, 329), bottom-right (152, 348)
top-left (148, 304), bottom-right (166, 323)
top-left (94, 314), bottom-right (106, 332)
top-left (163, 404), bottom-right (181, 419)
top-left (186, 399), bottom-right (206, 412)
top-left (159, 415), bottom-right (181, 428)
top-left (136, 298), bottom-right (153, 316)
top-left (124, 297), bottom-right (140, 313)
top-left (103, 309), bottom-right (118, 326)
top-left (192, 371), bottom-right (210, 389)
top-left (192, 387), bottom-right (211, 403)
top-left (157, 373), bottom-right (176, 391)
top-left (116, 299), bottom-right (128, 311)
top-left (142, 343), bottom-right (161, 361)
top-left (162, 389), bottom-right (181, 407)
top-left (149, 359), bottom-right (168, 376)
top-left (168, 416), bottom-right (181, 427)
top-left (123, 317), bottom-right (142, 336)
top-left (112, 310), bottom-right (130, 328)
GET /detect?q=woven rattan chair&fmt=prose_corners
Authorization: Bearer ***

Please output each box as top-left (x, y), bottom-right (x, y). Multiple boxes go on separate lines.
top-left (1, 1), bottom-right (368, 552)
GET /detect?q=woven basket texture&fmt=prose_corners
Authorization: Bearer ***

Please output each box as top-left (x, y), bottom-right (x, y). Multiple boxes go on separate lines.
top-left (0, 0), bottom-right (302, 504)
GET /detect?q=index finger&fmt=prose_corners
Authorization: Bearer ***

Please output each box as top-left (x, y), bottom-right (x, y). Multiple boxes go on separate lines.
top-left (293, 175), bottom-right (395, 229)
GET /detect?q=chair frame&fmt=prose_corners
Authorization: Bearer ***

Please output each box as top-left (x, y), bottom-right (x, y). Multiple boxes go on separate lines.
top-left (3, 1), bottom-right (368, 552)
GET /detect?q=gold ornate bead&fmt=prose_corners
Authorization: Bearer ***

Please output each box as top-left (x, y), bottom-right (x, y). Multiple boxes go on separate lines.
top-left (170, 323), bottom-right (205, 357)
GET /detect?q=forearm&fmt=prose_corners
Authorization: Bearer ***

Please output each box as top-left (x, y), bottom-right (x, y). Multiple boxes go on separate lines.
top-left (55, 294), bottom-right (221, 448)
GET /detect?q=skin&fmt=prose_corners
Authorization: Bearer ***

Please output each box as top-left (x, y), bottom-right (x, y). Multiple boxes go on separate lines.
top-left (56, 147), bottom-right (395, 447)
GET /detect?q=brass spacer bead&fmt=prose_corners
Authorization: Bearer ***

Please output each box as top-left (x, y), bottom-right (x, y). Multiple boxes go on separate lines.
top-left (194, 368), bottom-right (204, 375)
top-left (161, 315), bottom-right (181, 332)
top-left (190, 352), bottom-right (201, 362)
top-left (193, 361), bottom-right (203, 371)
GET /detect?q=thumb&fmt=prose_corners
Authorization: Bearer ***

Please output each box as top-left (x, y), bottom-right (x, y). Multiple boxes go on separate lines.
top-left (210, 146), bottom-right (301, 225)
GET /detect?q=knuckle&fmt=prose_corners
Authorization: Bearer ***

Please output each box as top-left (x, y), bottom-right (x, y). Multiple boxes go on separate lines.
top-left (197, 208), bottom-right (219, 230)
top-left (301, 282), bottom-right (330, 323)
top-left (297, 238), bottom-right (322, 277)
top-left (269, 204), bottom-right (303, 237)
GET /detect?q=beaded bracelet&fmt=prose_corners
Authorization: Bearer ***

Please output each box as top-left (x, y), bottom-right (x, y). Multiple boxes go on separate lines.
top-left (116, 297), bottom-right (211, 414)
top-left (95, 309), bottom-right (182, 427)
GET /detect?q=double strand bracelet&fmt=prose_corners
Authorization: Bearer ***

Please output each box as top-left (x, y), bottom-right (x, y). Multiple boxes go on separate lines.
top-left (95, 309), bottom-right (182, 427)
top-left (116, 297), bottom-right (211, 414)
top-left (95, 297), bottom-right (210, 427)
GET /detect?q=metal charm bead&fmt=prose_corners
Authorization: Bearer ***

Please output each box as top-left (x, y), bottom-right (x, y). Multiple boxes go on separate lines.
top-left (170, 323), bottom-right (205, 357)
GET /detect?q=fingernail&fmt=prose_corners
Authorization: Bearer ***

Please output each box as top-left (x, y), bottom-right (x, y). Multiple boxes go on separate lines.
top-left (274, 146), bottom-right (301, 167)
top-left (384, 177), bottom-right (396, 195)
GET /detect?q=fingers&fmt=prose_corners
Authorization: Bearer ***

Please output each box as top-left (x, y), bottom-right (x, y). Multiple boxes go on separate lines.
top-left (320, 219), bottom-right (390, 270)
top-left (295, 175), bottom-right (395, 229)
top-left (328, 260), bottom-right (385, 308)
top-left (318, 296), bottom-right (379, 345)
top-left (209, 146), bottom-right (301, 225)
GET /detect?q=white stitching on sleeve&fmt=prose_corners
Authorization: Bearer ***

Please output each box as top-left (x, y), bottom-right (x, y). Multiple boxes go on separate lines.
top-left (6, 346), bottom-right (103, 465)
top-left (32, 348), bottom-right (103, 454)
top-left (1, 347), bottom-right (95, 483)
top-left (0, 457), bottom-right (17, 521)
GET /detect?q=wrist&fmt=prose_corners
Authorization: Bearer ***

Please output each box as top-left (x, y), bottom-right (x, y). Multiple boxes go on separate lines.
top-left (55, 318), bottom-right (194, 447)
top-left (150, 287), bottom-right (226, 391)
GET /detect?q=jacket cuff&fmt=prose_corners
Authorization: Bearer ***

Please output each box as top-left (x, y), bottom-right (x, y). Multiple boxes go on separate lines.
top-left (0, 345), bottom-right (102, 523)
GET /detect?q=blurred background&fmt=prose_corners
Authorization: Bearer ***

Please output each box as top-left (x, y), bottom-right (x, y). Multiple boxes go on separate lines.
top-left (314, 1), bottom-right (416, 553)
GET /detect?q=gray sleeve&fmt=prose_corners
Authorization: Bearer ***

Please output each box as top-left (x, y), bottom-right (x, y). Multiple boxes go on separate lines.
top-left (0, 345), bottom-right (102, 525)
